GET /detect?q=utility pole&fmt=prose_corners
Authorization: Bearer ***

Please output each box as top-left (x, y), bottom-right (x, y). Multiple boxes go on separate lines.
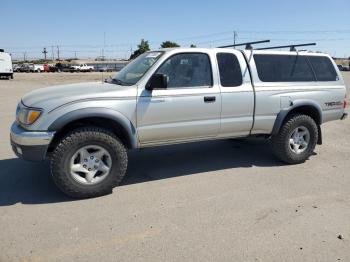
top-left (42, 47), bottom-right (48, 60)
top-left (57, 45), bottom-right (60, 60)
top-left (233, 31), bottom-right (238, 46)
top-left (74, 51), bottom-right (77, 60)
top-left (51, 46), bottom-right (55, 60)
top-left (102, 32), bottom-right (106, 61)
top-left (23, 52), bottom-right (27, 61)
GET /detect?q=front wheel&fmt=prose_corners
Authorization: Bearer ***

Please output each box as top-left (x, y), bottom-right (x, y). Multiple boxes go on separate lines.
top-left (50, 127), bottom-right (128, 198)
top-left (271, 114), bottom-right (318, 164)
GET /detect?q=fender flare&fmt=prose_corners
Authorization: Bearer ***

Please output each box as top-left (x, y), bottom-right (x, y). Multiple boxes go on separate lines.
top-left (271, 100), bottom-right (323, 144)
top-left (48, 108), bottom-right (138, 148)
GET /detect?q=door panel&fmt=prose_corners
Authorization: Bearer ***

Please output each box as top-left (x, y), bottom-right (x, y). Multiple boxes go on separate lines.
top-left (220, 84), bottom-right (254, 137)
top-left (137, 88), bottom-right (221, 144)
top-left (216, 52), bottom-right (255, 137)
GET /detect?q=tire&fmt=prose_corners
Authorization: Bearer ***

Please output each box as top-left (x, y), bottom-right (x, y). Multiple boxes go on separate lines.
top-left (50, 127), bottom-right (128, 198)
top-left (271, 114), bottom-right (318, 164)
top-left (10, 74), bottom-right (13, 79)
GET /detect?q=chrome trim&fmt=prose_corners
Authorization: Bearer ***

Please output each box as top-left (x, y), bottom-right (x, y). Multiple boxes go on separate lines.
top-left (10, 123), bottom-right (55, 146)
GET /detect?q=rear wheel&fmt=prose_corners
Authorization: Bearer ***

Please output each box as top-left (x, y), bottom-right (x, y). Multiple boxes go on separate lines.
top-left (271, 114), bottom-right (318, 164)
top-left (50, 127), bottom-right (128, 198)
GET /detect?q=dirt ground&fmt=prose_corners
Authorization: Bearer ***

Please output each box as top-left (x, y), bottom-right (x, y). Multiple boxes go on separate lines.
top-left (0, 72), bottom-right (349, 262)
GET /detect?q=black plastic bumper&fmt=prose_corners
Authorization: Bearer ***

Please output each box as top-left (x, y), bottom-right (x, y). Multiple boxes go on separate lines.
top-left (11, 139), bottom-right (49, 161)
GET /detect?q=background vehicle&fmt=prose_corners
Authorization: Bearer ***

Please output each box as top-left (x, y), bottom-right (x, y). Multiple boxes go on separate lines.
top-left (43, 64), bottom-right (50, 72)
top-left (49, 63), bottom-right (73, 72)
top-left (12, 64), bottom-right (21, 72)
top-left (70, 63), bottom-right (94, 72)
top-left (10, 48), bottom-right (348, 198)
top-left (30, 64), bottom-right (44, 72)
top-left (337, 64), bottom-right (350, 71)
top-left (17, 63), bottom-right (32, 73)
top-left (0, 49), bottom-right (13, 79)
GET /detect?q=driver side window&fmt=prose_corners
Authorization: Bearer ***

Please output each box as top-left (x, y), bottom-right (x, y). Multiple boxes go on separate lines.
top-left (156, 53), bottom-right (212, 88)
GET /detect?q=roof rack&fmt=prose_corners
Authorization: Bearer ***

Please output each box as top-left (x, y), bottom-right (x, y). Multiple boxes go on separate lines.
top-left (256, 43), bottom-right (316, 51)
top-left (217, 40), bottom-right (270, 50)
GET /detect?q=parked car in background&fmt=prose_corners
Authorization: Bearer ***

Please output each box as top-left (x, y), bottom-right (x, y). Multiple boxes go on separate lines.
top-left (49, 63), bottom-right (73, 72)
top-left (30, 64), bottom-right (44, 72)
top-left (0, 49), bottom-right (13, 79)
top-left (71, 63), bottom-right (94, 72)
top-left (17, 64), bottom-right (31, 73)
top-left (12, 64), bottom-right (21, 72)
top-left (43, 64), bottom-right (50, 72)
top-left (337, 64), bottom-right (350, 71)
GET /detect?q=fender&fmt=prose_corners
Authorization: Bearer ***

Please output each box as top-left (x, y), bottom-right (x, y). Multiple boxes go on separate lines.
top-left (48, 107), bottom-right (138, 148)
top-left (271, 100), bottom-right (323, 144)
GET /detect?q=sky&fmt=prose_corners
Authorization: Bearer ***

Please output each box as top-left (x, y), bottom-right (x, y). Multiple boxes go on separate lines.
top-left (1, 0), bottom-right (350, 60)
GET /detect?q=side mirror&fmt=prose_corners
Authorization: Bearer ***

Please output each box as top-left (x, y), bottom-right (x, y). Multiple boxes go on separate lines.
top-left (146, 74), bottom-right (168, 90)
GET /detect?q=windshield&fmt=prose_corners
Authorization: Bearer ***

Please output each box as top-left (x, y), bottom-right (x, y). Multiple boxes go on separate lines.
top-left (112, 51), bottom-right (163, 85)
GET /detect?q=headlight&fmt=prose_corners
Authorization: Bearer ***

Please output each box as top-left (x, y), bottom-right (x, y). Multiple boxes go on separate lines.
top-left (16, 103), bottom-right (42, 125)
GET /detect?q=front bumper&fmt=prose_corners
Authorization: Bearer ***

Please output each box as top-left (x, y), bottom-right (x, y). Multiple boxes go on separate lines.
top-left (10, 122), bottom-right (55, 161)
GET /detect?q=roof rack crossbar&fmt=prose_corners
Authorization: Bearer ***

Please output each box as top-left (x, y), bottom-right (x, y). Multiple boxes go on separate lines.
top-left (217, 40), bottom-right (270, 50)
top-left (256, 43), bottom-right (316, 51)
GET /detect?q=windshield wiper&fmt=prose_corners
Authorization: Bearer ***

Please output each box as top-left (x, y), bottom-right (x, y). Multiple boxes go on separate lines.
top-left (110, 78), bottom-right (133, 86)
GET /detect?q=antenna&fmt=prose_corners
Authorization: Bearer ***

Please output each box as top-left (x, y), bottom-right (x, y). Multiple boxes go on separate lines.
top-left (256, 43), bottom-right (316, 51)
top-left (217, 40), bottom-right (270, 50)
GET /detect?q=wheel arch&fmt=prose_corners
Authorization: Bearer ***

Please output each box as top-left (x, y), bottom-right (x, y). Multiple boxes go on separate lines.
top-left (271, 101), bottom-right (323, 144)
top-left (48, 108), bottom-right (138, 151)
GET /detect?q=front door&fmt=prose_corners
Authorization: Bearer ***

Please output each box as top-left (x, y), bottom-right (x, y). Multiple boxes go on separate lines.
top-left (137, 52), bottom-right (221, 146)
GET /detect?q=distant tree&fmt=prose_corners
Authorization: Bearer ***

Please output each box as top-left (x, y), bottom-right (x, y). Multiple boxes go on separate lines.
top-left (190, 44), bottom-right (197, 48)
top-left (130, 39), bottom-right (150, 60)
top-left (160, 41), bottom-right (180, 48)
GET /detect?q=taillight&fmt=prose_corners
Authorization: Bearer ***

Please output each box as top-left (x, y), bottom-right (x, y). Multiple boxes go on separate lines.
top-left (345, 95), bottom-right (348, 109)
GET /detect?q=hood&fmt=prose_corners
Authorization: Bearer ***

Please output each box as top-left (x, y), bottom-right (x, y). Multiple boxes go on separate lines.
top-left (22, 81), bottom-right (136, 111)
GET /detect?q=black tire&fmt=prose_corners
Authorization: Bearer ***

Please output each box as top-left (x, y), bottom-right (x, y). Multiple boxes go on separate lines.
top-left (10, 74), bottom-right (13, 79)
top-left (271, 114), bottom-right (318, 164)
top-left (50, 127), bottom-right (128, 198)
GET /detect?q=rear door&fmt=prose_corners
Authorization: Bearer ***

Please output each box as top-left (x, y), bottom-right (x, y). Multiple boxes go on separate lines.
top-left (216, 51), bottom-right (255, 137)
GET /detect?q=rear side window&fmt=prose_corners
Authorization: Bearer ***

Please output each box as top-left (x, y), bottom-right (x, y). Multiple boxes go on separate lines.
top-left (307, 56), bottom-right (338, 81)
top-left (217, 53), bottom-right (242, 87)
top-left (254, 54), bottom-right (315, 82)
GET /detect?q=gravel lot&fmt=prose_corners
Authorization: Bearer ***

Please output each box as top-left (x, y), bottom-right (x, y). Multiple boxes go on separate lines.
top-left (0, 72), bottom-right (349, 262)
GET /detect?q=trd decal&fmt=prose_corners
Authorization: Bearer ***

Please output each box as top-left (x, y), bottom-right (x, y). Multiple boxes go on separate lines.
top-left (325, 101), bottom-right (343, 107)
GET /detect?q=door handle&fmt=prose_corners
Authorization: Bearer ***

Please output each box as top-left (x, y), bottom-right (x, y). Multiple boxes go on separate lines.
top-left (150, 99), bottom-right (166, 103)
top-left (204, 96), bottom-right (216, 103)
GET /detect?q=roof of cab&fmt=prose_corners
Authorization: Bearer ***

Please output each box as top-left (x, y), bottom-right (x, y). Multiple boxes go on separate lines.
top-left (151, 47), bottom-right (330, 57)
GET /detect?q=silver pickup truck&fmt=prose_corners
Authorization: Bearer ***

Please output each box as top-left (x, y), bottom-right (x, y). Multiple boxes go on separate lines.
top-left (10, 48), bottom-right (348, 198)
